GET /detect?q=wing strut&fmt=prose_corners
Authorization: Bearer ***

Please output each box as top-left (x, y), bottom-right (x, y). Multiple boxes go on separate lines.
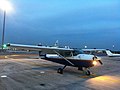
top-left (53, 50), bottom-right (74, 66)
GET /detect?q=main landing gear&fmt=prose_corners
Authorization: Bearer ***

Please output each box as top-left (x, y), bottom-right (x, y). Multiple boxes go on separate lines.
top-left (57, 66), bottom-right (91, 76)
top-left (57, 65), bottom-right (67, 74)
top-left (78, 67), bottom-right (91, 76)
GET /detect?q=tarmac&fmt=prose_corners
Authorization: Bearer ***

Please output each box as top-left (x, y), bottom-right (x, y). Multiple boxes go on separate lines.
top-left (0, 54), bottom-right (120, 90)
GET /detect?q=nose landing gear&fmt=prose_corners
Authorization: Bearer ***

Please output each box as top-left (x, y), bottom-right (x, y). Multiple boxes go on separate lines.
top-left (57, 65), bottom-right (67, 74)
top-left (78, 67), bottom-right (92, 76)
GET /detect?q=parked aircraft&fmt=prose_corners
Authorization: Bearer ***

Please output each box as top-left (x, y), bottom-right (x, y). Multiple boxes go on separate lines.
top-left (6, 43), bottom-right (103, 75)
top-left (82, 48), bottom-right (120, 57)
top-left (82, 49), bottom-right (107, 56)
top-left (105, 50), bottom-right (120, 57)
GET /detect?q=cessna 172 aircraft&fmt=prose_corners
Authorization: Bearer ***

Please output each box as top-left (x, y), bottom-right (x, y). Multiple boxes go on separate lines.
top-left (6, 43), bottom-right (103, 75)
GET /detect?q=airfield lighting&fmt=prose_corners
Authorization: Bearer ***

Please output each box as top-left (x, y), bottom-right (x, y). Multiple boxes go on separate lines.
top-left (2, 44), bottom-right (7, 49)
top-left (0, 0), bottom-right (13, 12)
top-left (0, 0), bottom-right (13, 49)
top-left (112, 45), bottom-right (115, 49)
top-left (85, 46), bottom-right (87, 48)
top-left (93, 61), bottom-right (97, 66)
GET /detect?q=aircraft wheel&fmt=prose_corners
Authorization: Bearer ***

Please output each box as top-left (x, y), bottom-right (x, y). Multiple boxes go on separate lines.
top-left (78, 67), bottom-right (83, 71)
top-left (85, 70), bottom-right (91, 76)
top-left (57, 68), bottom-right (63, 74)
top-left (83, 68), bottom-right (91, 76)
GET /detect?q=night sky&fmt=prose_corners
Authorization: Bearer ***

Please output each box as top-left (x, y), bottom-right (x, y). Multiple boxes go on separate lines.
top-left (0, 0), bottom-right (120, 50)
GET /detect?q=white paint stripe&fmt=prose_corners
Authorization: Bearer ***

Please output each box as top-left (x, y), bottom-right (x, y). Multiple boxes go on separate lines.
top-left (1, 75), bottom-right (7, 78)
top-left (40, 71), bottom-right (45, 74)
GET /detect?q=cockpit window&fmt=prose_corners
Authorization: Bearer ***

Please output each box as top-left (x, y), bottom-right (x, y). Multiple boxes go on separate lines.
top-left (73, 49), bottom-right (84, 56)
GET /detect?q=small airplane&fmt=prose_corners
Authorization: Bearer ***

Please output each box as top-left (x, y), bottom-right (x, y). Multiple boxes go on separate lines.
top-left (105, 50), bottom-right (120, 57)
top-left (82, 49), bottom-right (107, 56)
top-left (6, 43), bottom-right (103, 75)
top-left (82, 48), bottom-right (120, 57)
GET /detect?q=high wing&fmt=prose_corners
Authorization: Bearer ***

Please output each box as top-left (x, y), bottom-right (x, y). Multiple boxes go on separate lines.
top-left (82, 49), bottom-right (106, 51)
top-left (7, 43), bottom-right (74, 56)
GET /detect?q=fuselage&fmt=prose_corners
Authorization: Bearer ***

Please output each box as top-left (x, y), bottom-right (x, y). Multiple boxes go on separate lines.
top-left (41, 54), bottom-right (101, 68)
top-left (108, 54), bottom-right (120, 57)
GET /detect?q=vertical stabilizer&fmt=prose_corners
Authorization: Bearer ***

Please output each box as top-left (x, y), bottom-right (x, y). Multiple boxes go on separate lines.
top-left (54, 40), bottom-right (59, 47)
top-left (105, 50), bottom-right (113, 56)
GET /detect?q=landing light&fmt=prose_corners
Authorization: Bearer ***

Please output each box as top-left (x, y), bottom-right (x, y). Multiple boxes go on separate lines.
top-left (93, 61), bottom-right (97, 66)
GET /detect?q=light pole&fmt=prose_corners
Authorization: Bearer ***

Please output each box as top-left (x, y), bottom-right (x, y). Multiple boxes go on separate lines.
top-left (112, 44), bottom-right (115, 50)
top-left (85, 45), bottom-right (87, 49)
top-left (1, 10), bottom-right (6, 49)
top-left (0, 0), bottom-right (13, 49)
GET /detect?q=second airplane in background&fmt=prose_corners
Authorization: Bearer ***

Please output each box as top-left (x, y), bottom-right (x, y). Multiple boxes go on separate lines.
top-left (82, 49), bottom-right (120, 57)
top-left (106, 50), bottom-right (120, 57)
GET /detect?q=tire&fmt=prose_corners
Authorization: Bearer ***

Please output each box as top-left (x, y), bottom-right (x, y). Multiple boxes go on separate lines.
top-left (85, 70), bottom-right (91, 76)
top-left (57, 68), bottom-right (63, 74)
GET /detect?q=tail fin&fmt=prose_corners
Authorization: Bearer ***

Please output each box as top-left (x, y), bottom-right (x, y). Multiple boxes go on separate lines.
top-left (54, 40), bottom-right (59, 47)
top-left (105, 50), bottom-right (113, 56)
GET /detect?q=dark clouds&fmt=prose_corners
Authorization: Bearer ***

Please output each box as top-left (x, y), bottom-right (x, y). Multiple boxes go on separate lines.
top-left (0, 0), bottom-right (120, 50)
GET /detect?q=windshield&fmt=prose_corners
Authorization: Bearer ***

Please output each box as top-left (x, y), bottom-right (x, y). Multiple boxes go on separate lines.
top-left (73, 49), bottom-right (84, 56)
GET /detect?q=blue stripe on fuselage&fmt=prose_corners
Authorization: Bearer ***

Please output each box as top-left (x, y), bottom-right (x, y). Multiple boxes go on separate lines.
top-left (42, 57), bottom-right (94, 68)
